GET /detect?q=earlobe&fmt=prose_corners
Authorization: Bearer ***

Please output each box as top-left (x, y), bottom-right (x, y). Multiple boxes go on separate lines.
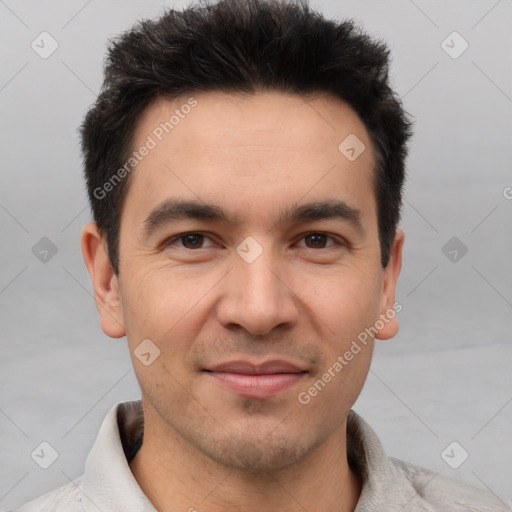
top-left (81, 222), bottom-right (126, 338)
top-left (375, 228), bottom-right (404, 341)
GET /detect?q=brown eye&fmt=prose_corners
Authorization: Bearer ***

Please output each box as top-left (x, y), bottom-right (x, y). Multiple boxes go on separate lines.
top-left (297, 233), bottom-right (337, 249)
top-left (163, 232), bottom-right (215, 250)
top-left (180, 234), bottom-right (204, 249)
top-left (305, 233), bottom-right (328, 248)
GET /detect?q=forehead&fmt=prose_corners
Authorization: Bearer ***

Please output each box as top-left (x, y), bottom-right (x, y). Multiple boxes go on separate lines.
top-left (134, 90), bottom-right (371, 154)
top-left (122, 90), bottom-right (377, 230)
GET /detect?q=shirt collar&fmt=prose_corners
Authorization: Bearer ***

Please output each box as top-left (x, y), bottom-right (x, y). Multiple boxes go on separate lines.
top-left (80, 400), bottom-right (155, 512)
top-left (78, 400), bottom-right (421, 512)
top-left (346, 411), bottom-right (423, 511)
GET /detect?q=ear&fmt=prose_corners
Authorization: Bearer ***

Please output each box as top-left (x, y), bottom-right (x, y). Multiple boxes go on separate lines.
top-left (374, 228), bottom-right (404, 340)
top-left (81, 222), bottom-right (126, 338)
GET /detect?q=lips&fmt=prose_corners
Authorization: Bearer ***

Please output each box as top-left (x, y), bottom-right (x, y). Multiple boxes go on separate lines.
top-left (205, 360), bottom-right (305, 375)
top-left (203, 360), bottom-right (307, 398)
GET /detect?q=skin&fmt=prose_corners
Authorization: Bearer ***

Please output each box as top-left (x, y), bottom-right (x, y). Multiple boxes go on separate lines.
top-left (82, 90), bottom-right (404, 512)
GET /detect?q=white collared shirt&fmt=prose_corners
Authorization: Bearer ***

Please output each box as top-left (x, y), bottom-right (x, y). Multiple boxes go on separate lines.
top-left (12, 400), bottom-right (512, 512)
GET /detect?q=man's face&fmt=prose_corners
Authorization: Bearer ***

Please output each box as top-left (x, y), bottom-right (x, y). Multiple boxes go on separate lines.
top-left (99, 91), bottom-right (402, 471)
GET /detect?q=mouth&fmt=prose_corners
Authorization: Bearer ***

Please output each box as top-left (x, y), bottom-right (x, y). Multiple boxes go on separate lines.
top-left (203, 360), bottom-right (308, 399)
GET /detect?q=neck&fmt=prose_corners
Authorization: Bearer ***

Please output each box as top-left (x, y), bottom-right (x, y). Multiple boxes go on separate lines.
top-left (129, 405), bottom-right (362, 512)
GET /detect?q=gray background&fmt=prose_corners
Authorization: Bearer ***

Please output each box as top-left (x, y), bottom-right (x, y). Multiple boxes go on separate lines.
top-left (1, 0), bottom-right (511, 509)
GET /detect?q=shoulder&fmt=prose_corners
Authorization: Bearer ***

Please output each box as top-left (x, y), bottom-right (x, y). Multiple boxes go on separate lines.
top-left (390, 457), bottom-right (512, 512)
top-left (10, 476), bottom-right (84, 512)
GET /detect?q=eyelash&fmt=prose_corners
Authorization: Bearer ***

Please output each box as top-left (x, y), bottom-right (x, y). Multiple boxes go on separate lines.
top-left (162, 232), bottom-right (344, 250)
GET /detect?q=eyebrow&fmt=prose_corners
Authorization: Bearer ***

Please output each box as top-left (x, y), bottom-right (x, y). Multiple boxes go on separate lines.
top-left (142, 198), bottom-right (364, 238)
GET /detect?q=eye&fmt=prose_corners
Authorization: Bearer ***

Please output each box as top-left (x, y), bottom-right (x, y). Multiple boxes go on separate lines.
top-left (296, 232), bottom-right (339, 249)
top-left (163, 232), bottom-right (216, 250)
top-left (162, 231), bottom-right (343, 251)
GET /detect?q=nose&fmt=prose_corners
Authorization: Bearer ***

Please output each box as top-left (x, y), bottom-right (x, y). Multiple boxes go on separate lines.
top-left (215, 245), bottom-right (300, 337)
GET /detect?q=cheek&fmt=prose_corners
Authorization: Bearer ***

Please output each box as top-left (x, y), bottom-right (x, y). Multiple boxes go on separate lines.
top-left (120, 266), bottom-right (213, 353)
top-left (120, 271), bottom-right (199, 403)
top-left (308, 268), bottom-right (381, 394)
top-left (314, 267), bottom-right (383, 333)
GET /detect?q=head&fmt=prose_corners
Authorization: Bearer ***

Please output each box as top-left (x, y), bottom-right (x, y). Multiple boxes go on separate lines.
top-left (81, 0), bottom-right (411, 473)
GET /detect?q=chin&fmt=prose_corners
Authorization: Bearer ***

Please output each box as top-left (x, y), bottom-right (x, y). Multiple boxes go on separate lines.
top-left (196, 429), bottom-right (323, 473)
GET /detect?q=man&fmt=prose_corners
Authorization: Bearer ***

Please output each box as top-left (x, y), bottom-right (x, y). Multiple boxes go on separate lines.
top-left (13, 0), bottom-right (511, 510)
